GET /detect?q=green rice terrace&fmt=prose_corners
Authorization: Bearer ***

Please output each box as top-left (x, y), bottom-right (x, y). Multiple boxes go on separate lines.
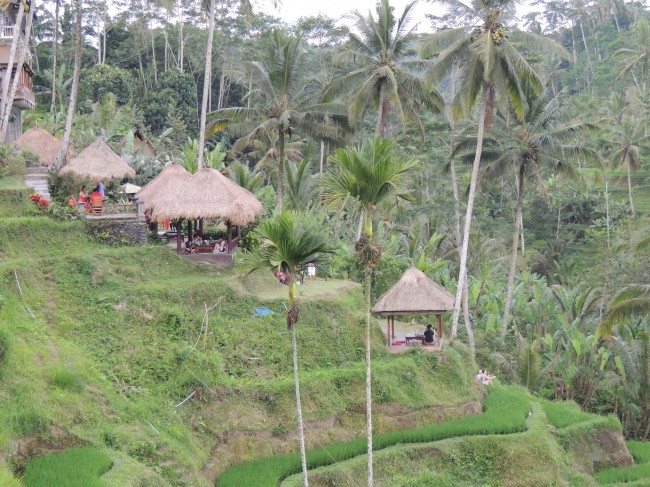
top-left (0, 172), bottom-right (648, 487)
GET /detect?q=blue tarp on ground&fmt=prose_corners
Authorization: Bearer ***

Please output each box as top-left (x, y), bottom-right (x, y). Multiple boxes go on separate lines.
top-left (255, 307), bottom-right (273, 316)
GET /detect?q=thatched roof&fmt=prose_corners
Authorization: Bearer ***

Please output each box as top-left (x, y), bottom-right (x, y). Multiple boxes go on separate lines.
top-left (117, 128), bottom-right (156, 156)
top-left (11, 128), bottom-right (72, 166)
top-left (372, 267), bottom-right (455, 316)
top-left (134, 162), bottom-right (191, 210)
top-left (58, 138), bottom-right (136, 182)
top-left (150, 168), bottom-right (263, 226)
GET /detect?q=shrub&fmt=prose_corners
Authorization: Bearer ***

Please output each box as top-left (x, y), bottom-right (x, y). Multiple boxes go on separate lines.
top-left (11, 408), bottom-right (49, 437)
top-left (50, 368), bottom-right (84, 392)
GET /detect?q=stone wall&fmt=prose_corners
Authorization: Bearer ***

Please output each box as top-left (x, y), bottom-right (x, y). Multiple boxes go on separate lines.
top-left (85, 218), bottom-right (148, 245)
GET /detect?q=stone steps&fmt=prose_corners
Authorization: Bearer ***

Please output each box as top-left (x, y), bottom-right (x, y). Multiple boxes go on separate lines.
top-left (24, 168), bottom-right (50, 200)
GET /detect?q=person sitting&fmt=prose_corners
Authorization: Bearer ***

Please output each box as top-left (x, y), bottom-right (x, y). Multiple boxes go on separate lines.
top-left (68, 195), bottom-right (76, 207)
top-left (89, 186), bottom-right (104, 213)
top-left (273, 270), bottom-right (288, 285)
top-left (476, 370), bottom-right (495, 385)
top-left (212, 239), bottom-right (227, 254)
top-left (423, 324), bottom-right (435, 345)
top-left (193, 234), bottom-right (203, 246)
top-left (183, 239), bottom-right (193, 254)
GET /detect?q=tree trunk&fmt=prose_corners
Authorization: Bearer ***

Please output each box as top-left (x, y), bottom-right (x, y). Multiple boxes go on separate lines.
top-left (320, 139), bottom-right (324, 173)
top-left (290, 319), bottom-right (309, 487)
top-left (605, 177), bottom-right (611, 247)
top-left (579, 19), bottom-right (594, 76)
top-left (178, 1), bottom-right (184, 71)
top-left (375, 82), bottom-right (386, 138)
top-left (150, 21), bottom-right (157, 84)
top-left (197, 0), bottom-right (216, 170)
top-left (50, 0), bottom-right (83, 173)
top-left (451, 86), bottom-right (490, 332)
top-left (277, 130), bottom-right (285, 211)
top-left (51, 0), bottom-right (60, 112)
top-left (501, 163), bottom-right (525, 336)
top-left (0, 3), bottom-right (24, 137)
top-left (364, 262), bottom-right (373, 487)
top-left (0, 3), bottom-right (33, 142)
top-left (626, 154), bottom-right (636, 217)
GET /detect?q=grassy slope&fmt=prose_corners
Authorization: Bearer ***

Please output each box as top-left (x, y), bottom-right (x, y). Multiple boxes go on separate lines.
top-left (281, 394), bottom-right (625, 487)
top-left (0, 201), bottom-right (479, 485)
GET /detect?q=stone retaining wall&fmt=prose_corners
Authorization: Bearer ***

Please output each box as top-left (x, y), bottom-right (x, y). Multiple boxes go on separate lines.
top-left (85, 218), bottom-right (148, 245)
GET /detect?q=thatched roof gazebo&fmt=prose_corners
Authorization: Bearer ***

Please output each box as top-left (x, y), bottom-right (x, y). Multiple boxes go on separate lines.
top-left (372, 267), bottom-right (455, 348)
top-left (134, 162), bottom-right (191, 211)
top-left (148, 168), bottom-right (263, 253)
top-left (117, 128), bottom-right (156, 156)
top-left (11, 128), bottom-right (72, 166)
top-left (58, 138), bottom-right (136, 183)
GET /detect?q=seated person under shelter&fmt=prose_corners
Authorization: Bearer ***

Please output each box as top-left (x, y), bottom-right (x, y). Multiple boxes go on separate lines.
top-left (212, 239), bottom-right (227, 254)
top-left (183, 239), bottom-right (194, 254)
top-left (423, 324), bottom-right (435, 345)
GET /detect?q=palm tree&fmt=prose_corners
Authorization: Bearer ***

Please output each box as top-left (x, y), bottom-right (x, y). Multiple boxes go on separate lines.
top-left (239, 212), bottom-right (334, 487)
top-left (321, 136), bottom-right (417, 486)
top-left (322, 0), bottom-right (442, 138)
top-left (457, 87), bottom-right (594, 334)
top-left (599, 285), bottom-right (650, 338)
top-left (208, 30), bottom-right (345, 210)
top-left (420, 0), bottom-right (569, 336)
top-left (602, 115), bottom-right (650, 218)
top-left (50, 0), bottom-right (83, 173)
top-left (615, 20), bottom-right (650, 95)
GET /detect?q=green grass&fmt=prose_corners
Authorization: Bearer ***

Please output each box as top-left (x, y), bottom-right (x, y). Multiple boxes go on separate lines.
top-left (22, 447), bottom-right (112, 487)
top-left (538, 399), bottom-right (594, 429)
top-left (0, 175), bottom-right (27, 190)
top-left (596, 441), bottom-right (650, 485)
top-left (215, 386), bottom-right (530, 487)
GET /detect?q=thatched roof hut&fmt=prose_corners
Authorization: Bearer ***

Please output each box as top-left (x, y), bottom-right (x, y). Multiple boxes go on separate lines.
top-left (372, 267), bottom-right (454, 348)
top-left (11, 128), bottom-right (72, 166)
top-left (372, 267), bottom-right (454, 316)
top-left (58, 138), bottom-right (136, 182)
top-left (117, 128), bottom-right (156, 156)
top-left (134, 162), bottom-right (191, 211)
top-left (150, 168), bottom-right (263, 226)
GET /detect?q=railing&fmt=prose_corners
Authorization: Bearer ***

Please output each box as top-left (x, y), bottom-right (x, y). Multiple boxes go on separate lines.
top-left (0, 26), bottom-right (14, 39)
top-left (77, 200), bottom-right (145, 219)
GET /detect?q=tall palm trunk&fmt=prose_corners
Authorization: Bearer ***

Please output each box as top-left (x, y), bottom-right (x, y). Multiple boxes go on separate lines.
top-left (579, 19), bottom-right (594, 76)
top-left (0, 3), bottom-right (24, 138)
top-left (51, 0), bottom-right (82, 173)
top-left (277, 131), bottom-right (285, 211)
top-left (626, 153), bottom-right (636, 217)
top-left (197, 0), bottom-right (216, 170)
top-left (605, 176), bottom-right (611, 247)
top-left (51, 0), bottom-right (60, 112)
top-left (375, 82), bottom-right (387, 138)
top-left (0, 3), bottom-right (34, 142)
top-left (451, 86), bottom-right (490, 333)
top-left (289, 279), bottom-right (308, 486)
top-left (364, 262), bottom-right (373, 487)
top-left (501, 163), bottom-right (525, 335)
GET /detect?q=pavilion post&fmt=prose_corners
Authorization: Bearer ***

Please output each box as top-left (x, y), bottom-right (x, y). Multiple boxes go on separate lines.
top-left (188, 220), bottom-right (193, 242)
top-left (226, 221), bottom-right (232, 253)
top-left (386, 317), bottom-right (390, 347)
top-left (437, 314), bottom-right (442, 341)
top-left (392, 316), bottom-right (395, 339)
top-left (199, 218), bottom-right (204, 234)
top-left (176, 219), bottom-right (182, 253)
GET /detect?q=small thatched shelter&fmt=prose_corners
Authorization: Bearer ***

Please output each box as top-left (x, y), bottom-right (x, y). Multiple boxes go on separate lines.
top-left (11, 128), bottom-right (72, 166)
top-left (58, 138), bottom-right (136, 183)
top-left (134, 162), bottom-right (191, 211)
top-left (149, 168), bottom-right (263, 253)
top-left (372, 267), bottom-right (455, 347)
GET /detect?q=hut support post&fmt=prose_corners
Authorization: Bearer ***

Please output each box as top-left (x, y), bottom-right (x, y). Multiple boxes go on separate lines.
top-left (386, 318), bottom-right (390, 347)
top-left (176, 220), bottom-right (182, 254)
top-left (437, 314), bottom-right (442, 341)
top-left (199, 218), bottom-right (204, 235)
top-left (188, 220), bottom-right (193, 242)
top-left (226, 221), bottom-right (232, 253)
top-left (392, 316), bottom-right (395, 339)
top-left (237, 225), bottom-right (241, 238)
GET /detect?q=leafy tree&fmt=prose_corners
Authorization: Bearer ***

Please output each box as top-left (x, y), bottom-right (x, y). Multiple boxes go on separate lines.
top-left (78, 64), bottom-right (134, 107)
top-left (209, 30), bottom-right (345, 210)
top-left (321, 136), bottom-right (417, 486)
top-left (322, 0), bottom-right (442, 138)
top-left (143, 70), bottom-right (198, 137)
top-left (421, 0), bottom-right (569, 336)
top-left (239, 212), bottom-right (334, 487)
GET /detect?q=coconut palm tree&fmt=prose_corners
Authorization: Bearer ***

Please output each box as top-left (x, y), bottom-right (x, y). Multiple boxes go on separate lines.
top-left (322, 0), bottom-right (442, 138)
top-left (615, 20), bottom-right (650, 95)
top-left (599, 285), bottom-right (650, 338)
top-left (601, 115), bottom-right (650, 218)
top-left (420, 0), bottom-right (570, 335)
top-left (321, 136), bottom-right (417, 486)
top-left (239, 212), bottom-right (334, 487)
top-left (208, 30), bottom-right (346, 210)
top-left (456, 87), bottom-right (595, 334)
top-left (50, 0), bottom-right (83, 173)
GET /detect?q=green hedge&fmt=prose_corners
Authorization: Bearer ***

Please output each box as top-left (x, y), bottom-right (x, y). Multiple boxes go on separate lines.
top-left (216, 386), bottom-right (530, 487)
